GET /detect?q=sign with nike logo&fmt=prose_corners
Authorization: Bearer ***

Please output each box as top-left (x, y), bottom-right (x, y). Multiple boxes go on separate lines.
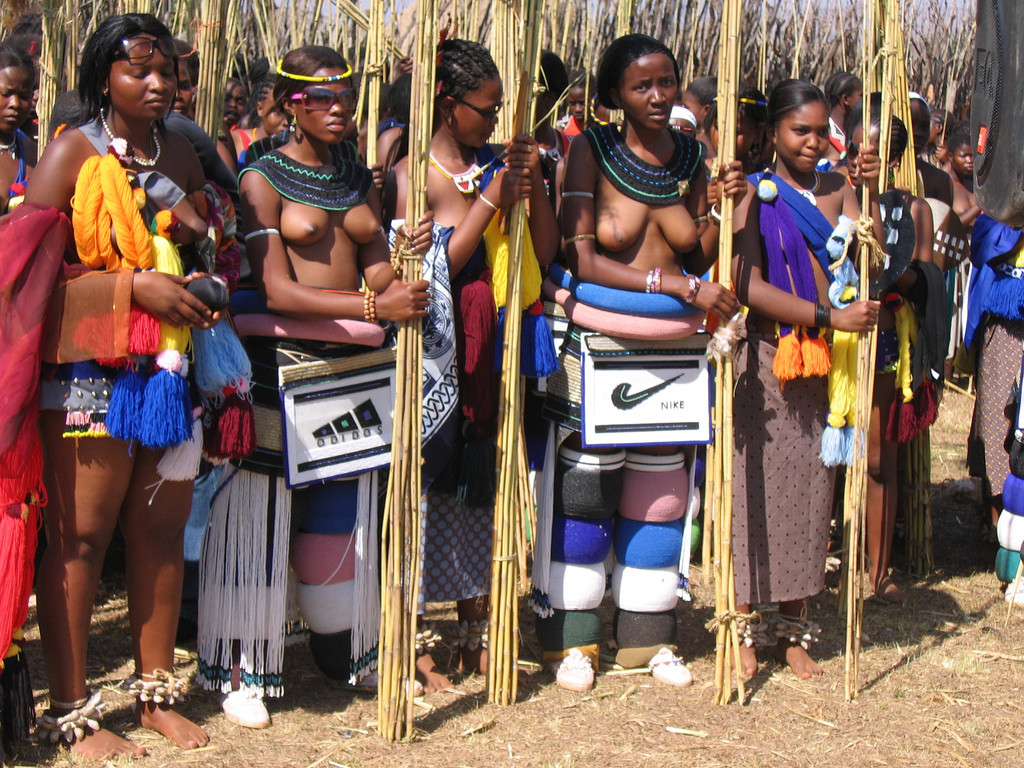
top-left (580, 333), bottom-right (711, 447)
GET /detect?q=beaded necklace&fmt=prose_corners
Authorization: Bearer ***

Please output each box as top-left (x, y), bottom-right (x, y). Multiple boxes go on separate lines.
top-left (584, 123), bottom-right (704, 205)
top-left (240, 141), bottom-right (371, 212)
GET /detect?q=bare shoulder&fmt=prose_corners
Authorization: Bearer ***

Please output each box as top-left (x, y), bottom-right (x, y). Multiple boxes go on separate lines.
top-left (24, 128), bottom-right (97, 210)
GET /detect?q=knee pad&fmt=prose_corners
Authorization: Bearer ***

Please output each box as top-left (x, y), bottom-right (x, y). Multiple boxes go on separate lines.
top-left (619, 452), bottom-right (689, 522)
top-left (554, 445), bottom-right (625, 519)
top-left (614, 518), bottom-right (684, 569)
top-left (611, 564), bottom-right (679, 612)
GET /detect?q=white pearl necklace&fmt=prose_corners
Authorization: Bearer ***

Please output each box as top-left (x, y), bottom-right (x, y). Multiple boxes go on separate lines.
top-left (100, 111), bottom-right (161, 167)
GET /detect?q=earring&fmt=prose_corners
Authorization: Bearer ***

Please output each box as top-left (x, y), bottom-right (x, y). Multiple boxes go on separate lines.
top-left (887, 168), bottom-right (896, 187)
top-left (446, 112), bottom-right (453, 126)
top-left (288, 117), bottom-right (295, 134)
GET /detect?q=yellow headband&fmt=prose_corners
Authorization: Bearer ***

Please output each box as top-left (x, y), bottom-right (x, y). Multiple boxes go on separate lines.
top-left (275, 60), bottom-right (353, 82)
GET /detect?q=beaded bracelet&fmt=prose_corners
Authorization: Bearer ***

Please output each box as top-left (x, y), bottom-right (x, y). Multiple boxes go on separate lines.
top-left (363, 290), bottom-right (378, 323)
top-left (683, 275), bottom-right (701, 303)
top-left (650, 267), bottom-right (663, 294)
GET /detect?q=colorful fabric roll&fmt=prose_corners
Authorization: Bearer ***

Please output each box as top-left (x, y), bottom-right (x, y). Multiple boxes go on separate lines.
top-left (546, 560), bottom-right (608, 611)
top-left (297, 481), bottom-right (360, 534)
top-left (535, 607), bottom-right (602, 652)
top-left (547, 263), bottom-right (702, 317)
top-left (289, 533), bottom-right (356, 585)
top-left (996, 546), bottom-right (1023, 584)
top-left (542, 281), bottom-right (704, 340)
top-left (555, 445), bottom-right (626, 520)
top-left (1003, 472), bottom-right (1024, 515)
top-left (614, 518), bottom-right (684, 569)
top-left (550, 514), bottom-right (613, 565)
top-left (613, 608), bottom-right (678, 650)
top-left (308, 630), bottom-right (353, 682)
top-left (611, 564), bottom-right (679, 612)
top-left (998, 509), bottom-right (1024, 552)
top-left (619, 453), bottom-right (689, 522)
top-left (296, 581), bottom-right (355, 635)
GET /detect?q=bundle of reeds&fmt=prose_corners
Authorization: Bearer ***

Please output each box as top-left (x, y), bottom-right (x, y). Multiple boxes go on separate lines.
top-left (359, 0), bottom-right (386, 167)
top-left (193, 0), bottom-right (240, 142)
top-left (615, 0), bottom-right (634, 38)
top-left (842, 0), bottom-right (890, 703)
top-left (36, 0), bottom-right (69, 154)
top-left (709, 0), bottom-right (745, 708)
top-left (487, 0), bottom-right (545, 707)
top-left (490, 0), bottom-right (516, 141)
top-left (902, 432), bottom-right (933, 575)
top-left (377, 0), bottom-right (436, 741)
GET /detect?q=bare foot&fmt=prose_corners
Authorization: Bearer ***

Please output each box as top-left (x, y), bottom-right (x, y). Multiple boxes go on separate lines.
top-left (739, 644), bottom-right (758, 677)
top-left (873, 576), bottom-right (907, 604)
top-left (136, 702), bottom-right (209, 749)
top-left (459, 645), bottom-right (488, 676)
top-left (67, 727), bottom-right (147, 759)
top-left (773, 641), bottom-right (822, 679)
top-left (415, 653), bottom-right (455, 693)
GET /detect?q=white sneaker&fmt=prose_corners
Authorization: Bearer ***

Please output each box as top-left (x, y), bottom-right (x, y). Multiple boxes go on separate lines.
top-left (222, 689), bottom-right (271, 729)
top-left (555, 648), bottom-right (594, 692)
top-left (648, 647), bottom-right (693, 687)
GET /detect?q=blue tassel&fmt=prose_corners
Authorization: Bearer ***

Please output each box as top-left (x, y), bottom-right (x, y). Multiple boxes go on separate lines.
top-left (105, 364), bottom-right (147, 442)
top-left (819, 424), bottom-right (847, 467)
top-left (192, 323), bottom-right (252, 397)
top-left (842, 425), bottom-right (856, 465)
top-left (139, 367), bottom-right (192, 449)
top-left (985, 276), bottom-right (1024, 321)
top-left (493, 306), bottom-right (559, 378)
top-left (522, 310), bottom-right (558, 377)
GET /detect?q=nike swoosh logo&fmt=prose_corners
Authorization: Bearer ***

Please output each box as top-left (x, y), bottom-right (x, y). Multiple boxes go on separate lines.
top-left (610, 373), bottom-right (685, 410)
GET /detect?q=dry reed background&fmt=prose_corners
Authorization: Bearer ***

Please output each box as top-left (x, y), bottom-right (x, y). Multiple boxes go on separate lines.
top-left (2, 0), bottom-right (975, 142)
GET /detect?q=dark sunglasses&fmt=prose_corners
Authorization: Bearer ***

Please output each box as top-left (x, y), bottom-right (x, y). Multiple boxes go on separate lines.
top-left (291, 86), bottom-right (356, 111)
top-left (120, 36), bottom-right (176, 65)
top-left (457, 97), bottom-right (502, 122)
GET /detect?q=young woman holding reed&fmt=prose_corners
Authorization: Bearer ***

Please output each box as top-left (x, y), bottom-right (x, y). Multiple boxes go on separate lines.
top-left (731, 79), bottom-right (881, 679)
top-left (384, 37), bottom-right (558, 692)
top-left (540, 34), bottom-right (737, 693)
top-left (27, 14), bottom-right (217, 758)
top-left (198, 44), bottom-right (430, 729)
top-left (846, 95), bottom-right (936, 604)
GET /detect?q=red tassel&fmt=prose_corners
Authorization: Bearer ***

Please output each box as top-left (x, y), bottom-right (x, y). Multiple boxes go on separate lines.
top-left (0, 493), bottom-right (40, 660)
top-left (128, 308), bottom-right (161, 356)
top-left (453, 272), bottom-right (498, 441)
top-left (214, 393), bottom-right (256, 460)
top-left (885, 396), bottom-right (901, 442)
top-left (897, 400), bottom-right (918, 443)
top-left (914, 382), bottom-right (939, 430)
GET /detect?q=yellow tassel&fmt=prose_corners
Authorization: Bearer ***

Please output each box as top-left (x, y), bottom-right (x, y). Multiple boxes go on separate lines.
top-left (151, 235), bottom-right (191, 354)
top-left (483, 215), bottom-right (542, 310)
top-left (827, 287), bottom-right (860, 425)
top-left (800, 332), bottom-right (832, 377)
top-left (773, 328), bottom-right (804, 384)
top-left (893, 300), bottom-right (918, 403)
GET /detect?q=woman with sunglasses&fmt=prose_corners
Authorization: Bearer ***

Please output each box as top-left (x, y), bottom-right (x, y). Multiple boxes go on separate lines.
top-left (730, 79), bottom-right (882, 679)
top-left (197, 45), bottom-right (430, 729)
top-left (26, 14), bottom-right (217, 758)
top-left (384, 37), bottom-right (557, 693)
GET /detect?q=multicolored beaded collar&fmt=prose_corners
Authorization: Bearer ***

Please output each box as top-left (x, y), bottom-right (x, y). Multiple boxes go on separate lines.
top-left (583, 123), bottom-right (704, 206)
top-left (240, 141), bottom-right (371, 212)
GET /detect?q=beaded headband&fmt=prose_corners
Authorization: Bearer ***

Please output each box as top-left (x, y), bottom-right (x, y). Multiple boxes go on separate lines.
top-left (275, 60), bottom-right (353, 82)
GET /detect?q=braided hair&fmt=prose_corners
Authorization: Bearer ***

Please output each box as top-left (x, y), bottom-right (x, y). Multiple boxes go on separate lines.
top-left (823, 71), bottom-right (862, 114)
top-left (245, 72), bottom-right (276, 129)
top-left (436, 39), bottom-right (499, 104)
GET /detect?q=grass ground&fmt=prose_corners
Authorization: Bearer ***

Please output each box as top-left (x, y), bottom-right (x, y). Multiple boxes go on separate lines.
top-left (9, 390), bottom-right (1022, 768)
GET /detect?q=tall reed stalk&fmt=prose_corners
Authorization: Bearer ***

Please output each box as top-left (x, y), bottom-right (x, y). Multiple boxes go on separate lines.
top-left (710, 0), bottom-right (745, 707)
top-left (377, 0), bottom-right (436, 742)
top-left (488, 0), bottom-right (544, 706)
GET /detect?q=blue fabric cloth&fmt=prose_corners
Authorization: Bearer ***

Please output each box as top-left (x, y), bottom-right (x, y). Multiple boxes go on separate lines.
top-left (965, 214), bottom-right (1024, 349)
top-left (748, 171), bottom-right (836, 274)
